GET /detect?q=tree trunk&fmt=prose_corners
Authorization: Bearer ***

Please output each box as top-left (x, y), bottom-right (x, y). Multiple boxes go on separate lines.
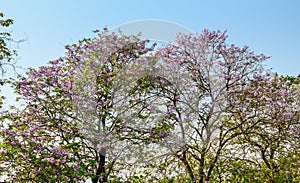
top-left (179, 151), bottom-right (195, 181)
top-left (198, 149), bottom-right (206, 183)
top-left (92, 149), bottom-right (107, 183)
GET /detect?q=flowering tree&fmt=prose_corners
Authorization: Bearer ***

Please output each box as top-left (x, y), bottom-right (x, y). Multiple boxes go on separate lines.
top-left (135, 29), bottom-right (296, 182)
top-left (222, 74), bottom-right (300, 182)
top-left (0, 29), bottom-right (159, 182)
top-left (156, 30), bottom-right (269, 182)
top-left (1, 28), bottom-right (299, 183)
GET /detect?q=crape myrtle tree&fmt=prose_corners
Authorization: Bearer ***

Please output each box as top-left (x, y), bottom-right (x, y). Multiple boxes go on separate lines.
top-left (150, 30), bottom-right (271, 182)
top-left (0, 29), bottom-right (166, 182)
top-left (133, 30), bottom-right (298, 182)
top-left (222, 74), bottom-right (300, 182)
top-left (1, 27), bottom-right (299, 183)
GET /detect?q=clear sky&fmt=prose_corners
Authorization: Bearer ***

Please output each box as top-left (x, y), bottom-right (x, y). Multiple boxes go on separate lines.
top-left (1, 0), bottom-right (300, 76)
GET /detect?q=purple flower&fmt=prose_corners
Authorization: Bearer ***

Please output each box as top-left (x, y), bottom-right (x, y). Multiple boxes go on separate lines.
top-left (36, 168), bottom-right (42, 174)
top-left (170, 106), bottom-right (176, 111)
top-left (183, 117), bottom-right (191, 122)
top-left (257, 86), bottom-right (262, 92)
top-left (158, 132), bottom-right (164, 137)
top-left (163, 112), bottom-right (170, 117)
top-left (50, 158), bottom-right (57, 164)
top-left (273, 102), bottom-right (280, 109)
top-left (0, 150), bottom-right (7, 154)
top-left (4, 129), bottom-right (13, 135)
top-left (149, 131), bottom-right (154, 136)
top-left (74, 165), bottom-right (81, 171)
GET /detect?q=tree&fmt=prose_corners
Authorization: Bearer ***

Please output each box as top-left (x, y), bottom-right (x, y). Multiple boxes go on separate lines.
top-left (221, 74), bottom-right (300, 182)
top-left (0, 11), bottom-right (17, 79)
top-left (0, 29), bottom-right (159, 182)
top-left (135, 29), bottom-right (271, 182)
top-left (0, 11), bottom-right (17, 110)
top-left (133, 30), bottom-right (299, 182)
top-left (1, 28), bottom-right (299, 183)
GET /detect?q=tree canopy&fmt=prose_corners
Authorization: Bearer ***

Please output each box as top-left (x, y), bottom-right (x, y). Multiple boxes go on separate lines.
top-left (0, 28), bottom-right (299, 183)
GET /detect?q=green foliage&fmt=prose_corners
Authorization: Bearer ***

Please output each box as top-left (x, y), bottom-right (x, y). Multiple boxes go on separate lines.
top-left (281, 74), bottom-right (300, 85)
top-left (0, 11), bottom-right (17, 75)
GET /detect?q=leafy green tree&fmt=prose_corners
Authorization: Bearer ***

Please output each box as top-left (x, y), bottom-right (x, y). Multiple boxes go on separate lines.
top-left (0, 11), bottom-right (17, 79)
top-left (0, 11), bottom-right (19, 110)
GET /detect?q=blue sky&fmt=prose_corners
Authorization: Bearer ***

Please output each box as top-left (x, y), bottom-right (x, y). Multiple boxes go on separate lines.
top-left (1, 0), bottom-right (300, 76)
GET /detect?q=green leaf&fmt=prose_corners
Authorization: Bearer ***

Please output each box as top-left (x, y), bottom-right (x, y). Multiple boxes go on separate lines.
top-left (77, 170), bottom-right (85, 176)
top-left (89, 159), bottom-right (96, 165)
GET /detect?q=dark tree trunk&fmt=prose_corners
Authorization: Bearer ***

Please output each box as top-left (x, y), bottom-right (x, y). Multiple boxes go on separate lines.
top-left (179, 151), bottom-right (195, 181)
top-left (92, 149), bottom-right (107, 183)
top-left (198, 149), bottom-right (206, 183)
